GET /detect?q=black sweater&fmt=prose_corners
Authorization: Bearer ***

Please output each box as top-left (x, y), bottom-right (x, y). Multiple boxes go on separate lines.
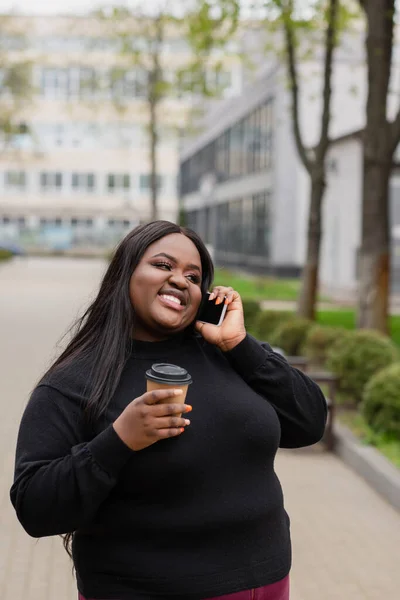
top-left (10, 334), bottom-right (327, 600)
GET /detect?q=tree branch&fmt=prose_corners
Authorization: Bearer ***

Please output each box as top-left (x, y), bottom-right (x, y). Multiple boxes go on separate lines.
top-left (281, 2), bottom-right (312, 174)
top-left (316, 0), bottom-right (339, 162)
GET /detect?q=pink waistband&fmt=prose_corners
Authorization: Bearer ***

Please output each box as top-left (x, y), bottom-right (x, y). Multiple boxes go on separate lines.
top-left (78, 574), bottom-right (290, 600)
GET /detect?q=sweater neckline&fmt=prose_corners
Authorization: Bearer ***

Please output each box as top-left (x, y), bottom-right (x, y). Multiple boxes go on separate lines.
top-left (130, 331), bottom-right (194, 359)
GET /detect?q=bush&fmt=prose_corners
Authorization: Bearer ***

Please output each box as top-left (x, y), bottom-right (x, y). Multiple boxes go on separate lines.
top-left (362, 363), bottom-right (400, 437)
top-left (268, 318), bottom-right (314, 356)
top-left (326, 330), bottom-right (399, 406)
top-left (302, 325), bottom-right (351, 368)
top-left (253, 310), bottom-right (294, 341)
top-left (0, 248), bottom-right (13, 261)
top-left (241, 299), bottom-right (262, 334)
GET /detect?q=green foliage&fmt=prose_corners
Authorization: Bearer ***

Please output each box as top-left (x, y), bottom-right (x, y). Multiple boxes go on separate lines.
top-left (0, 17), bottom-right (33, 146)
top-left (315, 309), bottom-right (400, 347)
top-left (326, 330), bottom-right (400, 406)
top-left (253, 310), bottom-right (294, 341)
top-left (302, 324), bottom-right (350, 367)
top-left (316, 309), bottom-right (356, 329)
top-left (268, 317), bottom-right (314, 355)
top-left (362, 363), bottom-right (400, 438)
top-left (0, 248), bottom-right (13, 261)
top-left (94, 1), bottom-right (241, 212)
top-left (241, 299), bottom-right (262, 333)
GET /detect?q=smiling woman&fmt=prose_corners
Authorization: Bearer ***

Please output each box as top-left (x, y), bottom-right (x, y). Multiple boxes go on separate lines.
top-left (129, 234), bottom-right (204, 341)
top-left (10, 221), bottom-right (327, 600)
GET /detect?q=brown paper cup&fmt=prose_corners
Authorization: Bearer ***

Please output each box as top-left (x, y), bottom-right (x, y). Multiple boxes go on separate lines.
top-left (145, 363), bottom-right (192, 418)
top-left (146, 380), bottom-right (189, 404)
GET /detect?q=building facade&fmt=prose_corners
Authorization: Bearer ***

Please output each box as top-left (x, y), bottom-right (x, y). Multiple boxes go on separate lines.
top-left (321, 133), bottom-right (400, 296)
top-left (0, 14), bottom-right (244, 251)
top-left (179, 32), bottom-right (400, 293)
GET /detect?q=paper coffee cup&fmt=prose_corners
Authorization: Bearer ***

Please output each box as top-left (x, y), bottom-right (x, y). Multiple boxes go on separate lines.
top-left (145, 363), bottom-right (193, 407)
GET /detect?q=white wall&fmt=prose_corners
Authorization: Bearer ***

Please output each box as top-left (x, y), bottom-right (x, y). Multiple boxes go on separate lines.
top-left (320, 138), bottom-right (363, 296)
top-left (271, 71), bottom-right (301, 265)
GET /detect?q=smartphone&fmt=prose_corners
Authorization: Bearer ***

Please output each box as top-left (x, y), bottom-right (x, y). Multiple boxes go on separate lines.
top-left (197, 292), bottom-right (228, 326)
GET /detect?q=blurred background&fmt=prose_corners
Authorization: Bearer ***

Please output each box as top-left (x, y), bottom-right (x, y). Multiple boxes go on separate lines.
top-left (1, 1), bottom-right (400, 600)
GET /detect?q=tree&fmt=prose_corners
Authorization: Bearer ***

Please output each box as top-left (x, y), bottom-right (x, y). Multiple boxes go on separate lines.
top-left (273, 0), bottom-right (340, 320)
top-left (95, 1), bottom-right (239, 221)
top-left (356, 0), bottom-right (400, 334)
top-left (0, 16), bottom-right (34, 153)
top-left (230, 0), bottom-right (343, 319)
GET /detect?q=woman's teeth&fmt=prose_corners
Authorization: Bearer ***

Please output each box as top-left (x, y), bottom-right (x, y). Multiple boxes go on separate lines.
top-left (161, 294), bottom-right (181, 305)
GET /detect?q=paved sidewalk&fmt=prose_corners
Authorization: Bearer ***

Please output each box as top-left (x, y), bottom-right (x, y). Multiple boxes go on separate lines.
top-left (1, 257), bottom-right (400, 600)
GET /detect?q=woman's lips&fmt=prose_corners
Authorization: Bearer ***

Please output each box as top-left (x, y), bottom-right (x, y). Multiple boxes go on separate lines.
top-left (158, 294), bottom-right (186, 312)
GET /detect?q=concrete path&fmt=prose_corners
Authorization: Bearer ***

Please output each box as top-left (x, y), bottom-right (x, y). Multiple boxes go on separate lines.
top-left (1, 257), bottom-right (399, 600)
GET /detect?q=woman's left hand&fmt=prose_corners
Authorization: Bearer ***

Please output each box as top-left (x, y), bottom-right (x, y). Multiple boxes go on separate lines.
top-left (195, 286), bottom-right (246, 352)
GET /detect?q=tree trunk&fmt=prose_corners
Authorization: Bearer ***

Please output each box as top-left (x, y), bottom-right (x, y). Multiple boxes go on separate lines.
top-left (297, 171), bottom-right (325, 320)
top-left (357, 152), bottom-right (391, 333)
top-left (283, 0), bottom-right (338, 321)
top-left (357, 0), bottom-right (394, 333)
top-left (149, 95), bottom-right (158, 222)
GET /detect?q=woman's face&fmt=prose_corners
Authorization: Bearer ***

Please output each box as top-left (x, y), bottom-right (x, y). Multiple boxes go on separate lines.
top-left (129, 233), bottom-right (203, 341)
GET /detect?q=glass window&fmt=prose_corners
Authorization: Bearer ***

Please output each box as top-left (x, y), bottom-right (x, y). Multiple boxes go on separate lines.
top-left (253, 192), bottom-right (270, 258)
top-left (40, 172), bottom-right (63, 191)
top-left (5, 170), bottom-right (26, 189)
top-left (139, 174), bottom-right (162, 191)
top-left (107, 173), bottom-right (131, 192)
top-left (108, 174), bottom-right (115, 190)
top-left (180, 97), bottom-right (274, 193)
top-left (72, 173), bottom-right (96, 192)
top-left (41, 68), bottom-right (70, 100)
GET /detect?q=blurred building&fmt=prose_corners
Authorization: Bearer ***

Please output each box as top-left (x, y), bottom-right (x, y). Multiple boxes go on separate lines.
top-left (179, 32), bottom-right (400, 295)
top-left (0, 14), bottom-right (245, 251)
top-left (322, 132), bottom-right (400, 296)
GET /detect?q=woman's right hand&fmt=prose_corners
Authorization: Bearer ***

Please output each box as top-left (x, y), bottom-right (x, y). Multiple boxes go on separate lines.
top-left (113, 389), bottom-right (191, 451)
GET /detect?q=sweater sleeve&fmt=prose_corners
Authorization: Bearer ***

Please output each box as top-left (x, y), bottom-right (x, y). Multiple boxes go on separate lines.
top-left (10, 385), bottom-right (134, 538)
top-left (225, 335), bottom-right (328, 448)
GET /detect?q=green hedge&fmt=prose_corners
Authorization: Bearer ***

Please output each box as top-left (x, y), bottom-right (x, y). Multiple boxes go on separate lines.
top-left (241, 299), bottom-right (262, 334)
top-left (326, 330), bottom-right (399, 406)
top-left (302, 324), bottom-right (351, 368)
top-left (362, 363), bottom-right (400, 437)
top-left (268, 318), bottom-right (314, 356)
top-left (253, 310), bottom-right (294, 342)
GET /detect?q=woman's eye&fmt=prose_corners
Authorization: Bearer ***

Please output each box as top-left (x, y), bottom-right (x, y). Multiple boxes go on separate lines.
top-left (154, 262), bottom-right (172, 270)
top-left (187, 274), bottom-right (200, 284)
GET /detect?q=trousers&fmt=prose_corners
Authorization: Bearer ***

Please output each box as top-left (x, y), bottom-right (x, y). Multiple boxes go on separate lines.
top-left (78, 575), bottom-right (290, 600)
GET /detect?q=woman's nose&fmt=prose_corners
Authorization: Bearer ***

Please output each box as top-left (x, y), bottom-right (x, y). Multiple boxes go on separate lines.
top-left (168, 271), bottom-right (188, 288)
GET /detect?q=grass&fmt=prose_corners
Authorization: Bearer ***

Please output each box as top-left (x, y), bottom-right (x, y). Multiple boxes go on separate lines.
top-left (214, 268), bottom-right (303, 302)
top-left (316, 309), bottom-right (400, 347)
top-left (212, 268), bottom-right (400, 345)
top-left (338, 409), bottom-right (400, 469)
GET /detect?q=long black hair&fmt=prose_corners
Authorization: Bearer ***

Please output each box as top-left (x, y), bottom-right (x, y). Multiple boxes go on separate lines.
top-left (46, 221), bottom-right (214, 558)
top-left (45, 220), bottom-right (214, 422)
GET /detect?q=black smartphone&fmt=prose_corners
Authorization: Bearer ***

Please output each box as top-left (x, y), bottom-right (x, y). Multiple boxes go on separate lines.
top-left (197, 292), bottom-right (228, 326)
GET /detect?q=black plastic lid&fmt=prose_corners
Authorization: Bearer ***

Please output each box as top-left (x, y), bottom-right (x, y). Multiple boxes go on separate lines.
top-left (145, 363), bottom-right (193, 385)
